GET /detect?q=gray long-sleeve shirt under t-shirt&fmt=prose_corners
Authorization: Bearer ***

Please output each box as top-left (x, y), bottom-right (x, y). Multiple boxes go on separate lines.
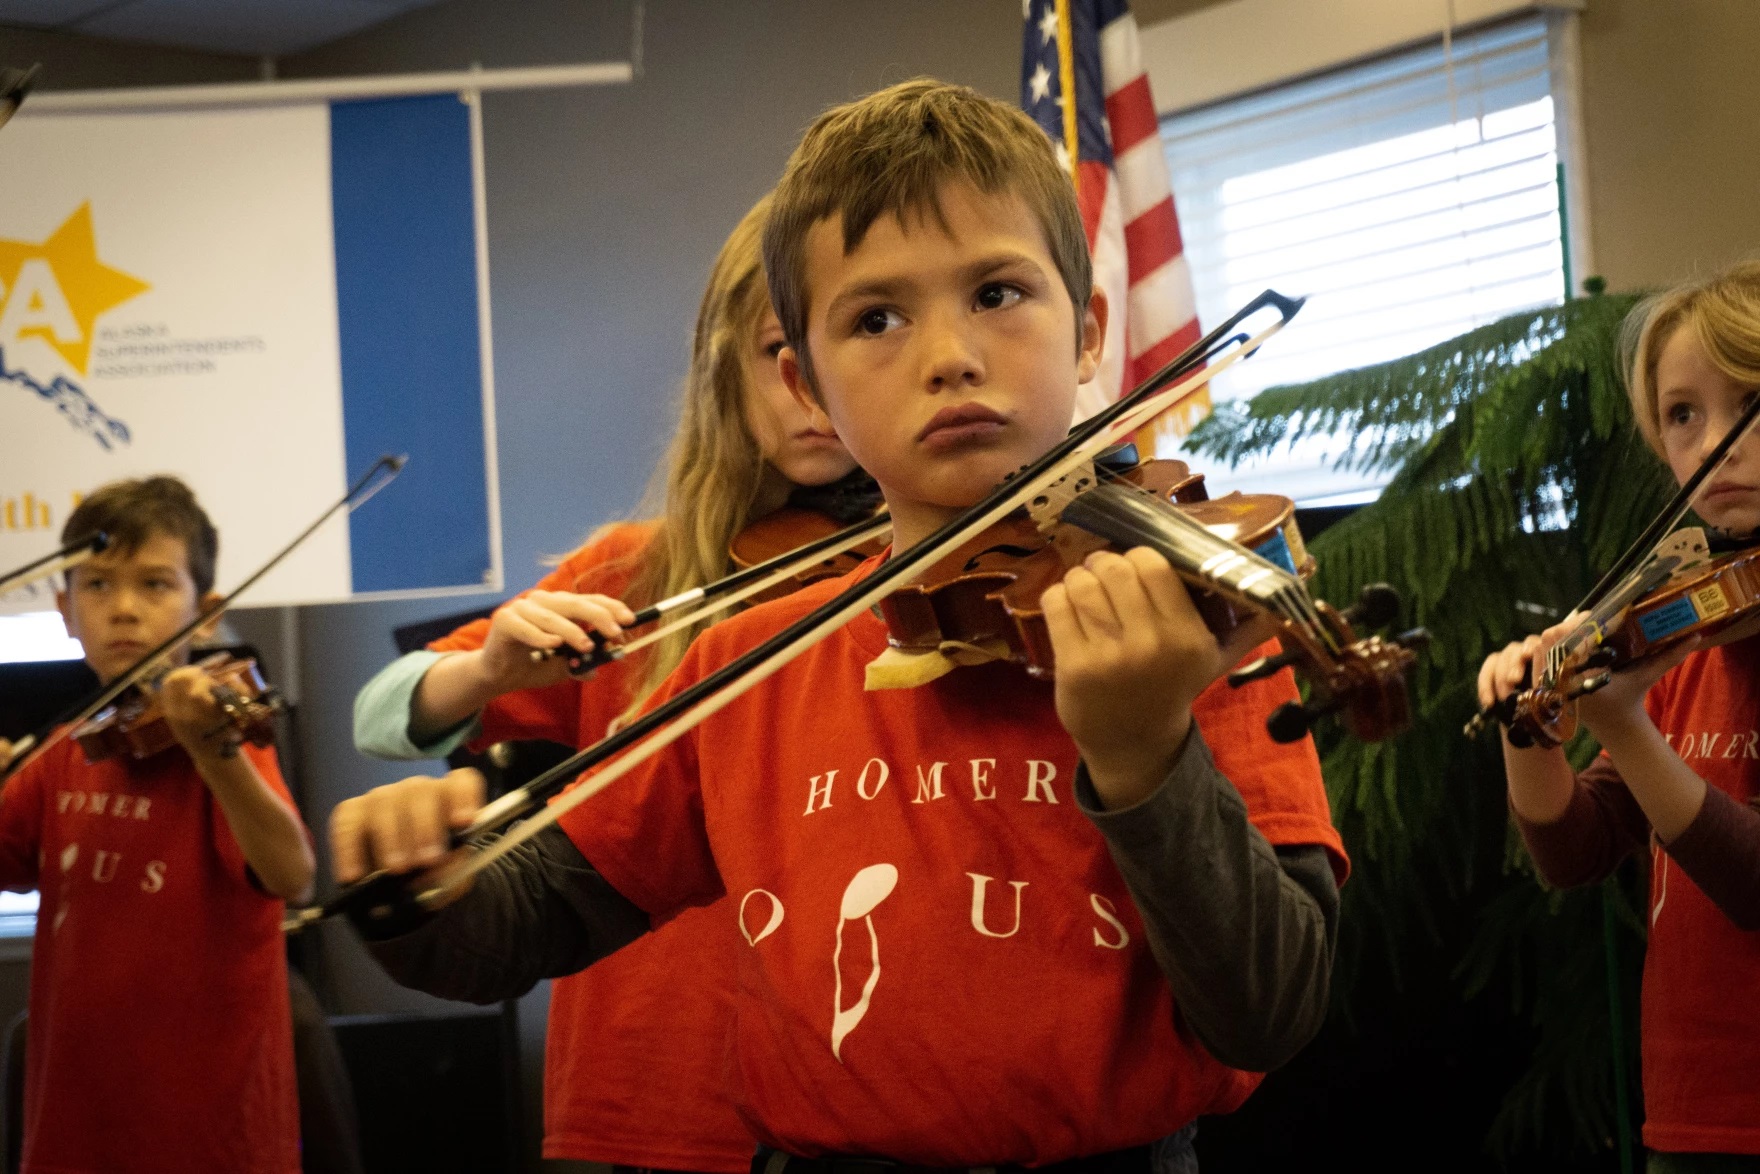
top-left (359, 727), bottom-right (1340, 1074)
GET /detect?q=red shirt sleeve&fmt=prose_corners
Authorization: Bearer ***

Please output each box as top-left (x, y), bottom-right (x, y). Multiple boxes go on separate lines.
top-left (1511, 753), bottom-right (1650, 889)
top-left (1197, 641), bottom-right (1350, 884)
top-left (557, 638), bottom-right (722, 918)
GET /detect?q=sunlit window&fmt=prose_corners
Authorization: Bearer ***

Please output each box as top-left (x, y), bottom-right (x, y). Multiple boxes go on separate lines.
top-left (0, 610), bottom-right (84, 664)
top-left (1162, 17), bottom-right (1567, 504)
top-left (0, 892), bottom-right (38, 938)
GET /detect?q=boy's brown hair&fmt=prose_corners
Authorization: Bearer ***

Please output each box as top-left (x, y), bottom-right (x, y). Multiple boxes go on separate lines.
top-left (62, 476), bottom-right (220, 597)
top-left (764, 78), bottom-right (1092, 393)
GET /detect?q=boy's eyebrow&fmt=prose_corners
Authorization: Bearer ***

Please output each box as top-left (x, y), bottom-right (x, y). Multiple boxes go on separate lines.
top-left (823, 251), bottom-right (1047, 320)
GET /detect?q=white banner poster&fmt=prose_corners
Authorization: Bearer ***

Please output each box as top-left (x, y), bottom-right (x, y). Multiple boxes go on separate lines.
top-left (0, 92), bottom-right (500, 650)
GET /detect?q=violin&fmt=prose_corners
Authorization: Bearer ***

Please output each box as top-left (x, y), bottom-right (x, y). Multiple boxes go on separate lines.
top-left (2, 456), bottom-right (403, 784)
top-left (1469, 386), bottom-right (1760, 748)
top-left (727, 472), bottom-right (888, 605)
top-left (72, 652), bottom-right (283, 763)
top-left (1500, 531), bottom-right (1760, 748)
top-left (880, 448), bottom-right (1423, 743)
top-left (546, 473), bottom-right (889, 676)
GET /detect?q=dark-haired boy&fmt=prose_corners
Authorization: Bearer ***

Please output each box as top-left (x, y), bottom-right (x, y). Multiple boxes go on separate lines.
top-left (0, 476), bottom-right (310, 1174)
top-left (336, 80), bottom-right (1343, 1167)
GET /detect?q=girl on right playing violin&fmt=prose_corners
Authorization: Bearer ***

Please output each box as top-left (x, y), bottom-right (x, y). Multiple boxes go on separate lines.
top-left (1478, 260), bottom-right (1760, 1171)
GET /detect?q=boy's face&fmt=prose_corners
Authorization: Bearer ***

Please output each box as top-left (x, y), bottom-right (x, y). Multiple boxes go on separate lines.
top-left (781, 182), bottom-right (1105, 543)
top-left (1656, 325), bottom-right (1760, 536)
top-left (57, 531), bottom-right (213, 685)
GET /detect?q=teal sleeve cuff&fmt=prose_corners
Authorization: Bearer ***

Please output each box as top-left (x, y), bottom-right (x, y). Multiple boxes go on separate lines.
top-left (352, 650), bottom-right (480, 761)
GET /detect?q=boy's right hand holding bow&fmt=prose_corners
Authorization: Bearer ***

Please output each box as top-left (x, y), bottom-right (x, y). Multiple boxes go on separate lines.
top-left (329, 767), bottom-right (488, 904)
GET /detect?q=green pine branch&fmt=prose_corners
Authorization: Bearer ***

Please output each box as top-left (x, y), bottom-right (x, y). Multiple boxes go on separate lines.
top-left (1189, 291), bottom-right (1663, 1160)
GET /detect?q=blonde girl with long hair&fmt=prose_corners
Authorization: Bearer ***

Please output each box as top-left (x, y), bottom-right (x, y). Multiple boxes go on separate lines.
top-left (350, 192), bottom-right (860, 1173)
top-left (1478, 260), bottom-right (1760, 1171)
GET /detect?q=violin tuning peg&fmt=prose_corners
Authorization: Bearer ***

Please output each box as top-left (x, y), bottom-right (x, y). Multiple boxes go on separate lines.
top-left (1394, 627), bottom-right (1431, 650)
top-left (1343, 583), bottom-right (1403, 631)
top-left (1228, 649), bottom-right (1302, 688)
top-left (1565, 670), bottom-right (1613, 700)
top-left (1267, 697), bottom-right (1341, 743)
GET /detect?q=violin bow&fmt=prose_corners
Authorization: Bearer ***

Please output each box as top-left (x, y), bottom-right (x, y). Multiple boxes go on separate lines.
top-left (531, 511), bottom-right (893, 677)
top-left (0, 532), bottom-right (110, 597)
top-left (1579, 391), bottom-right (1760, 617)
top-left (287, 289), bottom-right (1303, 932)
top-left (2, 456), bottom-right (406, 783)
top-left (1466, 391), bottom-right (1760, 736)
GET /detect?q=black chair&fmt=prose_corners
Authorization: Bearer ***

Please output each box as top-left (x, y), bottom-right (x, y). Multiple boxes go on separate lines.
top-left (1, 1009), bottom-right (23, 1174)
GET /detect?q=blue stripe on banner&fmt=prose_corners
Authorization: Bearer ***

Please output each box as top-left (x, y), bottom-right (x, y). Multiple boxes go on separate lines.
top-left (331, 93), bottom-right (491, 594)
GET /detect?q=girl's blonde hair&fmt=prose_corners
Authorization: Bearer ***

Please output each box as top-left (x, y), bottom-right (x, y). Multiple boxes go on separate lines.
top-left (1622, 260), bottom-right (1760, 457)
top-left (616, 194), bottom-right (781, 720)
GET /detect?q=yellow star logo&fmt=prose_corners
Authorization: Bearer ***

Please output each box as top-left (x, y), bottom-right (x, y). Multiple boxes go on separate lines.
top-left (0, 203), bottom-right (150, 375)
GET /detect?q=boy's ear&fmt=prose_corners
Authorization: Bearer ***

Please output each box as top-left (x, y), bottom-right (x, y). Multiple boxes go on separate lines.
top-left (55, 589), bottom-right (74, 638)
top-left (780, 346), bottom-right (837, 436)
top-left (191, 591), bottom-right (224, 643)
top-left (1076, 287), bottom-right (1110, 386)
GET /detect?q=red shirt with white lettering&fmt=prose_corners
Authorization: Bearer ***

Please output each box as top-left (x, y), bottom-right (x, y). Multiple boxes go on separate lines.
top-left (1633, 639), bottom-right (1760, 1153)
top-left (432, 521), bottom-right (754, 1172)
top-left (0, 736), bottom-right (299, 1174)
top-left (562, 557), bottom-right (1346, 1164)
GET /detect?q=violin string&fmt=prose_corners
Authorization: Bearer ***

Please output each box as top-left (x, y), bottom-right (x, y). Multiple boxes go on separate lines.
top-left (1086, 466), bottom-right (1329, 646)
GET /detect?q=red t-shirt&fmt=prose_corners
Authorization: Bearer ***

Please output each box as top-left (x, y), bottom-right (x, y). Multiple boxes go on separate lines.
top-left (1633, 637), bottom-right (1760, 1153)
top-left (0, 736), bottom-right (299, 1174)
top-left (431, 522), bottom-right (755, 1172)
top-left (563, 557), bottom-right (1346, 1165)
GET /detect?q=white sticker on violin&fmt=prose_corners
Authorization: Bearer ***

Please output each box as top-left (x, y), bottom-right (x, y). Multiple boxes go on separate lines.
top-left (1691, 582), bottom-right (1731, 621)
top-left (831, 863), bottom-right (897, 1062)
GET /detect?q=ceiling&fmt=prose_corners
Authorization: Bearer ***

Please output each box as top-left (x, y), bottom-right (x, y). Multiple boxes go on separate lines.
top-left (0, 0), bottom-right (451, 57)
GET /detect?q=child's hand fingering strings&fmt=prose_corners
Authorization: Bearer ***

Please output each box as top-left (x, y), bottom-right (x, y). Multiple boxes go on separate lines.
top-left (1043, 547), bottom-right (1276, 811)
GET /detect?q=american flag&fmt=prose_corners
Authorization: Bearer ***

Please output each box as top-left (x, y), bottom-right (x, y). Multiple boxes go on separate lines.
top-left (1020, 0), bottom-right (1206, 439)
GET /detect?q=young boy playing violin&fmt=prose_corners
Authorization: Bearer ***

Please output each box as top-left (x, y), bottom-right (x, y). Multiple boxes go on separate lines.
top-left (0, 476), bottom-right (310, 1174)
top-left (333, 80), bottom-right (1345, 1167)
top-left (1479, 262), bottom-right (1760, 1168)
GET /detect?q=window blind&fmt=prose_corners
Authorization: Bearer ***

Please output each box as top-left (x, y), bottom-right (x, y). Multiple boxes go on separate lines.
top-left (1162, 16), bottom-right (1565, 503)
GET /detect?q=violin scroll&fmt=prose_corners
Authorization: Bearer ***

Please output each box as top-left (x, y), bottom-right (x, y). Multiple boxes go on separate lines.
top-left (1252, 586), bottom-right (1429, 744)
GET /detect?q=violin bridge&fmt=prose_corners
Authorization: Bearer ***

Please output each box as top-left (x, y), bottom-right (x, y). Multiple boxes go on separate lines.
top-left (1653, 527), bottom-right (1711, 574)
top-left (1024, 464), bottom-right (1099, 534)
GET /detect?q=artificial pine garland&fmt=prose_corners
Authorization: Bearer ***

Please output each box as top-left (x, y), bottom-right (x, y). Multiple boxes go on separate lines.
top-left (1185, 288), bottom-right (1668, 1161)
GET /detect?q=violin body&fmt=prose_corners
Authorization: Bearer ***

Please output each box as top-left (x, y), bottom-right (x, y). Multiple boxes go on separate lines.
top-left (73, 653), bottom-right (281, 764)
top-left (880, 460), bottom-right (1294, 674)
top-left (729, 507), bottom-right (888, 605)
